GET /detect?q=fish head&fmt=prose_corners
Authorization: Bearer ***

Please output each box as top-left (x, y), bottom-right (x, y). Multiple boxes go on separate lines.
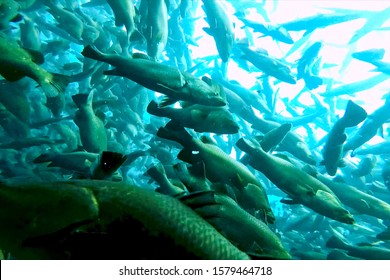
top-left (187, 76), bottom-right (226, 106)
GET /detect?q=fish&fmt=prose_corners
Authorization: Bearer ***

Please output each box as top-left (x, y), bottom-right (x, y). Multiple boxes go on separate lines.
top-left (201, 0), bottom-right (235, 63)
top-left (142, 0), bottom-right (169, 60)
top-left (106, 0), bottom-right (139, 43)
top-left (19, 16), bottom-right (42, 53)
top-left (0, 180), bottom-right (249, 260)
top-left (236, 138), bottom-right (354, 224)
top-left (351, 48), bottom-right (385, 63)
top-left (147, 163), bottom-right (188, 197)
top-left (156, 121), bottom-right (275, 223)
top-left (352, 141), bottom-right (390, 156)
top-left (0, 32), bottom-right (69, 98)
top-left (280, 12), bottom-right (366, 35)
top-left (323, 74), bottom-right (389, 97)
top-left (344, 98), bottom-right (390, 153)
top-left (33, 150), bottom-right (99, 174)
top-left (81, 45), bottom-right (226, 107)
top-left (0, 137), bottom-right (65, 150)
top-left (0, 80), bottom-right (31, 123)
top-left (181, 191), bottom-right (291, 259)
top-left (235, 12), bottom-right (293, 44)
top-left (321, 100), bottom-right (367, 176)
top-left (326, 235), bottom-right (390, 260)
top-left (43, 0), bottom-right (85, 41)
top-left (316, 174), bottom-right (390, 221)
top-left (238, 44), bottom-right (296, 84)
top-left (0, 0), bottom-right (22, 30)
top-left (297, 42), bottom-right (324, 90)
top-left (72, 92), bottom-right (108, 153)
top-left (147, 100), bottom-right (239, 134)
top-left (0, 102), bottom-right (30, 139)
top-left (90, 151), bottom-right (128, 180)
top-left (250, 116), bottom-right (317, 165)
top-left (351, 156), bottom-right (376, 177)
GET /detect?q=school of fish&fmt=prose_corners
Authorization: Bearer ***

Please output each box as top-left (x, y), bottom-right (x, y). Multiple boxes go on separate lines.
top-left (0, 0), bottom-right (390, 260)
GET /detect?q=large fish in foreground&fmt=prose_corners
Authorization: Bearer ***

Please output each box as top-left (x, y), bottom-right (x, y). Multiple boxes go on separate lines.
top-left (0, 180), bottom-right (249, 259)
top-left (0, 32), bottom-right (69, 98)
top-left (321, 100), bottom-right (367, 176)
top-left (181, 191), bottom-right (291, 259)
top-left (81, 45), bottom-right (226, 107)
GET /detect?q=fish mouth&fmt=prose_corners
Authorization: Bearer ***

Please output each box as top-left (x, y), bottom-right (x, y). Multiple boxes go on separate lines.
top-left (212, 97), bottom-right (227, 106)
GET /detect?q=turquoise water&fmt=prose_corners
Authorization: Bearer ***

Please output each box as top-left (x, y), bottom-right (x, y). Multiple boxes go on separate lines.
top-left (0, 0), bottom-right (390, 260)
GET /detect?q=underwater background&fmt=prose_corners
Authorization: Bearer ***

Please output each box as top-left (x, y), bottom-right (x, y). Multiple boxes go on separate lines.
top-left (1, 0), bottom-right (390, 260)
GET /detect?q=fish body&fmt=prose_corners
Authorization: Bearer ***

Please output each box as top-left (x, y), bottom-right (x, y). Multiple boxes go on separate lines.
top-left (352, 141), bottom-right (390, 156)
top-left (239, 45), bottom-right (296, 84)
top-left (106, 0), bottom-right (137, 41)
top-left (326, 235), bottom-right (390, 260)
top-left (236, 138), bottom-right (354, 224)
top-left (0, 33), bottom-right (69, 98)
top-left (157, 122), bottom-right (275, 223)
top-left (251, 117), bottom-right (316, 165)
top-left (237, 15), bottom-right (293, 44)
top-left (297, 42), bottom-right (323, 90)
top-left (143, 0), bottom-right (168, 59)
top-left (147, 100), bottom-right (239, 134)
top-left (0, 180), bottom-right (249, 260)
top-left (352, 48), bottom-right (385, 63)
top-left (82, 45), bottom-right (226, 107)
top-left (33, 151), bottom-right (99, 174)
top-left (281, 12), bottom-right (365, 34)
top-left (72, 92), bottom-right (108, 153)
top-left (344, 99), bottom-right (390, 152)
top-left (182, 192), bottom-right (290, 259)
top-left (321, 100), bottom-right (367, 176)
top-left (202, 0), bottom-right (235, 62)
top-left (317, 175), bottom-right (390, 221)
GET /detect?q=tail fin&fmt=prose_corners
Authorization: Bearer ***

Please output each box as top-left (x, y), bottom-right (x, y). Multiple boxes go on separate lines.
top-left (42, 73), bottom-right (70, 97)
top-left (304, 75), bottom-right (323, 90)
top-left (82, 45), bottom-right (105, 61)
top-left (91, 151), bottom-right (127, 179)
top-left (72, 93), bottom-right (90, 108)
top-left (325, 235), bottom-right (351, 251)
top-left (146, 100), bottom-right (164, 117)
top-left (33, 153), bottom-right (54, 163)
top-left (236, 138), bottom-right (263, 155)
top-left (342, 100), bottom-right (367, 128)
top-left (156, 121), bottom-right (193, 148)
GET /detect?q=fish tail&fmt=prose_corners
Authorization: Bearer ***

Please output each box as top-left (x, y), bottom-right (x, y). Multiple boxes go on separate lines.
top-left (146, 163), bottom-right (166, 182)
top-left (325, 235), bottom-right (350, 251)
top-left (341, 100), bottom-right (367, 128)
top-left (82, 45), bottom-right (105, 61)
top-left (236, 138), bottom-right (263, 155)
top-left (91, 151), bottom-right (127, 179)
top-left (42, 73), bottom-right (70, 98)
top-left (146, 100), bottom-right (164, 116)
top-left (72, 93), bottom-right (89, 108)
top-left (304, 75), bottom-right (323, 90)
top-left (156, 121), bottom-right (193, 148)
top-left (33, 153), bottom-right (52, 163)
